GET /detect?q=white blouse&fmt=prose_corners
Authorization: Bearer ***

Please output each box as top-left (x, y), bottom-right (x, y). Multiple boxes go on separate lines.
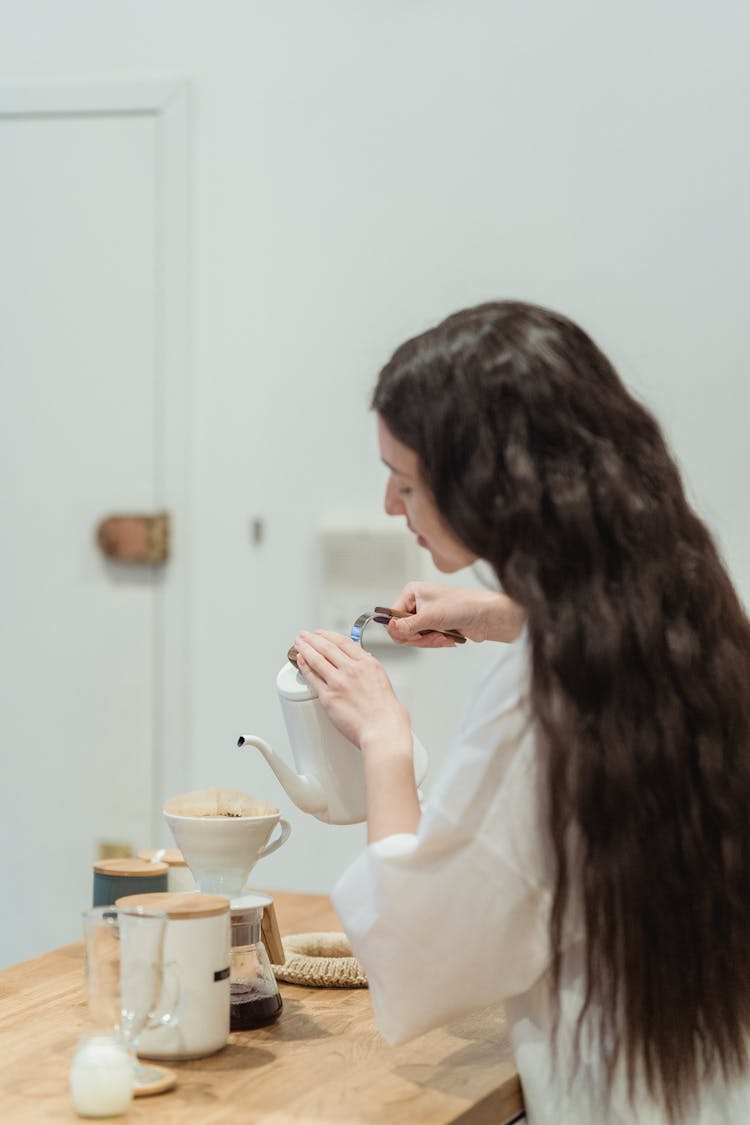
top-left (331, 632), bottom-right (750, 1124)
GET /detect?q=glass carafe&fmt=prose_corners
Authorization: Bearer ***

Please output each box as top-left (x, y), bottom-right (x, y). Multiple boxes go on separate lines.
top-left (230, 904), bottom-right (282, 1030)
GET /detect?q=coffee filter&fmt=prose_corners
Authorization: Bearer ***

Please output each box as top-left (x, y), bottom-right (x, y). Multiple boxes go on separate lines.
top-left (163, 788), bottom-right (278, 819)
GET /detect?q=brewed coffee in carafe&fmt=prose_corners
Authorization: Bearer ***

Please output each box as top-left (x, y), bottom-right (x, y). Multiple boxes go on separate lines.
top-left (229, 902), bottom-right (282, 1030)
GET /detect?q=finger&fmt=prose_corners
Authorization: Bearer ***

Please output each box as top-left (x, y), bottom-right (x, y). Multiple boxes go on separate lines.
top-left (386, 621), bottom-right (455, 648)
top-left (314, 629), bottom-right (368, 661)
top-left (390, 583), bottom-right (419, 615)
top-left (295, 630), bottom-right (343, 658)
top-left (295, 651), bottom-right (327, 692)
top-left (388, 613), bottom-right (440, 641)
top-left (299, 629), bottom-right (361, 669)
top-left (387, 618), bottom-right (421, 644)
top-left (294, 635), bottom-right (336, 683)
top-left (416, 634), bottom-right (457, 648)
top-left (409, 634), bottom-right (457, 648)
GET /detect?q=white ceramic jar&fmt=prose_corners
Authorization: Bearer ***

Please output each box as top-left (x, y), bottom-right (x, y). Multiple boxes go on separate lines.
top-left (115, 892), bottom-right (231, 1060)
top-left (137, 847), bottom-right (197, 893)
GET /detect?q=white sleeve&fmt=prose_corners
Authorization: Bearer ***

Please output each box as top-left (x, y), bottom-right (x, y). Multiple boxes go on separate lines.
top-left (331, 636), bottom-right (557, 1046)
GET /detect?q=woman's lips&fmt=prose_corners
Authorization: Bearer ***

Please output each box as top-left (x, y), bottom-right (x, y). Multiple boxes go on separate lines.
top-left (407, 523), bottom-right (427, 549)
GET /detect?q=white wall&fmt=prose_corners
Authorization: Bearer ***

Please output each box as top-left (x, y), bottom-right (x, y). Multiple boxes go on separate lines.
top-left (2, 1), bottom-right (749, 894)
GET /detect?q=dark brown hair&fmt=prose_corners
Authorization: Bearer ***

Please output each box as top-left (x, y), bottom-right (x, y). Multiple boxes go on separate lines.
top-left (372, 301), bottom-right (750, 1118)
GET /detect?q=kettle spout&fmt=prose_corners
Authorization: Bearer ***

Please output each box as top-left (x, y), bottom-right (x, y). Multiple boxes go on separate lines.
top-left (237, 735), bottom-right (328, 817)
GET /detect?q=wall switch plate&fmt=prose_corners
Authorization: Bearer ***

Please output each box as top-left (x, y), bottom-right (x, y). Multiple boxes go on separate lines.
top-left (318, 522), bottom-right (421, 639)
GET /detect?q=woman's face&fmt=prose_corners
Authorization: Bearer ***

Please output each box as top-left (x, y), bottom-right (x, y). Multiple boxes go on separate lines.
top-left (377, 416), bottom-right (477, 573)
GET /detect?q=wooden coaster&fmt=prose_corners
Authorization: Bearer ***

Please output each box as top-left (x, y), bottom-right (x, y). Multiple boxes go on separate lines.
top-left (134, 1063), bottom-right (177, 1097)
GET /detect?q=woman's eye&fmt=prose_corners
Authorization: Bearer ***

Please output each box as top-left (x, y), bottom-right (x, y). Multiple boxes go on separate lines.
top-left (398, 487), bottom-right (413, 497)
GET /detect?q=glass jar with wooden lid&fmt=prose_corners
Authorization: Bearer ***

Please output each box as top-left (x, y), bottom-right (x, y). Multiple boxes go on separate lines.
top-left (92, 857), bottom-right (168, 907)
top-left (115, 892), bottom-right (231, 1059)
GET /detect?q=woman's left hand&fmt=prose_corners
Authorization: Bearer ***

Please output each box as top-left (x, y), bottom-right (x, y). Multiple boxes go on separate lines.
top-left (293, 630), bottom-right (410, 753)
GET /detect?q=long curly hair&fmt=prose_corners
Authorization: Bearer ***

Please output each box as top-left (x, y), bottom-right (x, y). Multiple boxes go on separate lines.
top-left (372, 301), bottom-right (750, 1119)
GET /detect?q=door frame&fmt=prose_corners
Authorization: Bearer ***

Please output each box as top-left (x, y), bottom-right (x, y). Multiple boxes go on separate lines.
top-left (0, 79), bottom-right (192, 841)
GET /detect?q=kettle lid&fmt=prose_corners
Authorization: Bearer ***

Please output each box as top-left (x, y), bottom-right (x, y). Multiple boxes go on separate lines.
top-left (276, 660), bottom-right (318, 701)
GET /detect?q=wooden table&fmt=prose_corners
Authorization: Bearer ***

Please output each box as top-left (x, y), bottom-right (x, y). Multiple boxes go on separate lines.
top-left (0, 891), bottom-right (523, 1123)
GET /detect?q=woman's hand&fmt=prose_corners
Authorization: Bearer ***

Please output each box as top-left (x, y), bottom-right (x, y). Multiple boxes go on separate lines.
top-left (294, 630), bottom-right (420, 842)
top-left (386, 582), bottom-right (526, 647)
top-left (293, 630), bottom-right (411, 755)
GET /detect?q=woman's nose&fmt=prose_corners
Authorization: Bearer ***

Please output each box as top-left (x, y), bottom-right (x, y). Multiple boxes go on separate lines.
top-left (384, 478), bottom-right (404, 516)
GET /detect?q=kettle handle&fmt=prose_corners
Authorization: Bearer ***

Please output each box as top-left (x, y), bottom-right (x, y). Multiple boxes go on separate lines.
top-left (259, 818), bottom-right (292, 860)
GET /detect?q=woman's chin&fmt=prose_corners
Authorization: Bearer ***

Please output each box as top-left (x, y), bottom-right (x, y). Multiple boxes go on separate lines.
top-left (429, 551), bottom-right (465, 575)
top-left (428, 545), bottom-right (480, 574)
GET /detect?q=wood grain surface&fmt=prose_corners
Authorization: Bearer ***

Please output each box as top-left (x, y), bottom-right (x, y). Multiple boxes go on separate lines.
top-left (0, 890), bottom-right (522, 1124)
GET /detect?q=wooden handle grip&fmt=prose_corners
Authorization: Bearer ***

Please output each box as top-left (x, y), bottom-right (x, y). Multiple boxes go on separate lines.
top-left (262, 901), bottom-right (286, 966)
top-left (373, 607), bottom-right (467, 643)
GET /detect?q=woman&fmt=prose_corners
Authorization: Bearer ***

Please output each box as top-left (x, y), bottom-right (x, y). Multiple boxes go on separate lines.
top-left (293, 301), bottom-right (750, 1123)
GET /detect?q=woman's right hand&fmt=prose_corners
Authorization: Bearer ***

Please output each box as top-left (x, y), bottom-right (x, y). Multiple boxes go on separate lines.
top-left (386, 582), bottom-right (526, 647)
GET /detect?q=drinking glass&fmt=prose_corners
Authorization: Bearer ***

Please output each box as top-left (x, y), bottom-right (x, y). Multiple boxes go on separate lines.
top-left (82, 905), bottom-right (174, 1090)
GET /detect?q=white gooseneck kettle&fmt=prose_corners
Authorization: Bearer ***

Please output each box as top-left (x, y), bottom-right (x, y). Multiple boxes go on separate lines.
top-left (238, 634), bottom-right (429, 825)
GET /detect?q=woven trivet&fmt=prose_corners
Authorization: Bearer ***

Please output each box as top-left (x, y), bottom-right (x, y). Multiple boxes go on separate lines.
top-left (272, 931), bottom-right (368, 988)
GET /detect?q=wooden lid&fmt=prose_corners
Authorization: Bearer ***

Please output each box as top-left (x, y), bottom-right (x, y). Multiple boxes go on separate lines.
top-left (136, 848), bottom-right (187, 868)
top-left (93, 857), bottom-right (169, 877)
top-left (115, 892), bottom-right (230, 919)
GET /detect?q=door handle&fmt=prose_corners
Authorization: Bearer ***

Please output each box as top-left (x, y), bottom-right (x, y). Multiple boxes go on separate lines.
top-left (96, 512), bottom-right (170, 565)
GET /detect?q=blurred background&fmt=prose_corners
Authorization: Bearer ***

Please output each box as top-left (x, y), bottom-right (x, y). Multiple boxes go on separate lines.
top-left (1, 0), bottom-right (748, 965)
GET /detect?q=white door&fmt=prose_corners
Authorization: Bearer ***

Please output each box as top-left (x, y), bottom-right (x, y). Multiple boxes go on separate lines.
top-left (0, 84), bottom-right (189, 966)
